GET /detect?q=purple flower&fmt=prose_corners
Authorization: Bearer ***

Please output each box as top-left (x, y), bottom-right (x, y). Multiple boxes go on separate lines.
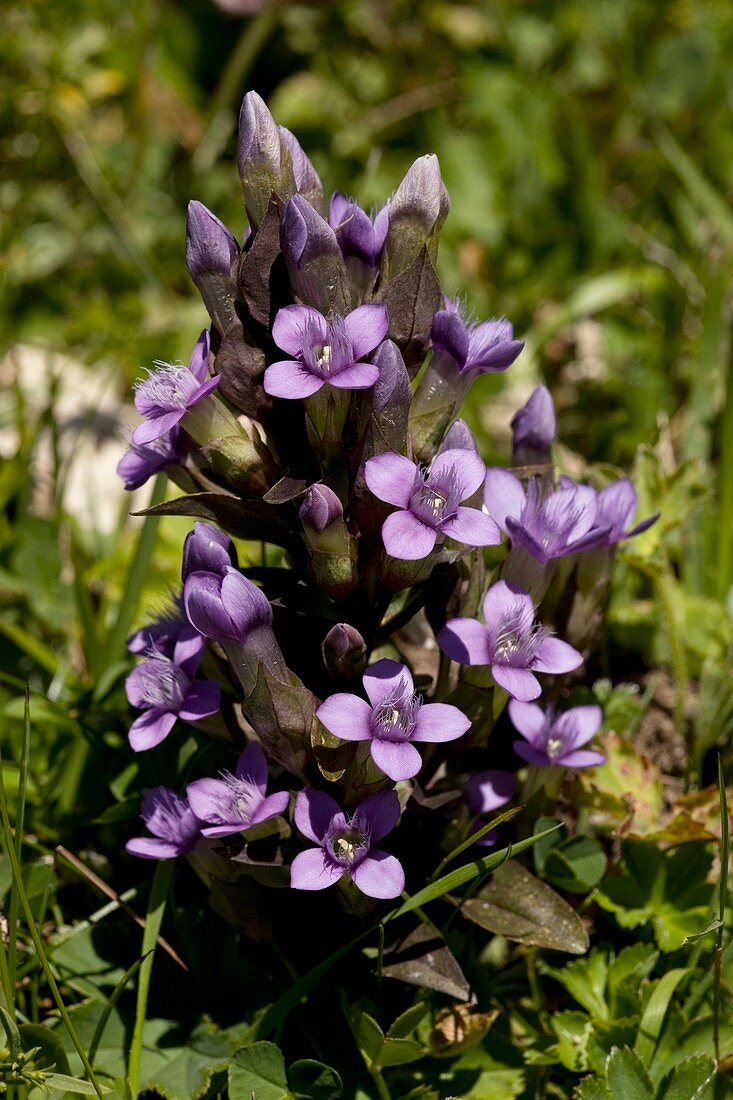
top-left (291, 788), bottom-right (404, 899)
top-left (264, 303), bottom-right (388, 399)
top-left (317, 659), bottom-right (470, 782)
top-left (127, 604), bottom-right (203, 661)
top-left (185, 201), bottom-right (239, 283)
top-left (365, 449), bottom-right (500, 561)
top-left (328, 193), bottom-right (389, 268)
top-left (464, 769), bottom-right (517, 847)
top-left (117, 426), bottom-right (182, 491)
top-left (483, 469), bottom-right (606, 564)
top-left (509, 700), bottom-right (605, 769)
top-left (132, 331), bottom-right (220, 446)
top-left (186, 742), bottom-right (290, 839)
top-left (511, 385), bottom-right (556, 465)
top-left (125, 631), bottom-right (220, 751)
top-left (299, 484), bottom-right (343, 533)
top-left (431, 300), bottom-right (524, 377)
top-left (584, 478), bottom-right (659, 545)
top-left (437, 580), bottom-right (583, 701)
top-left (126, 787), bottom-right (202, 860)
top-left (183, 566), bottom-right (272, 645)
top-left (322, 623), bottom-right (367, 679)
top-left (182, 522), bottom-right (237, 580)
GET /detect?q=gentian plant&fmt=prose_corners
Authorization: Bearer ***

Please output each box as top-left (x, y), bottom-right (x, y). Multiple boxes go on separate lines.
top-left (118, 90), bottom-right (660, 1079)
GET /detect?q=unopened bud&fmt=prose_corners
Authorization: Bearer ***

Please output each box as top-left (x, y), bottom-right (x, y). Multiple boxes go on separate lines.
top-left (384, 155), bottom-right (450, 278)
top-left (237, 91), bottom-right (296, 230)
top-left (280, 195), bottom-right (348, 314)
top-left (299, 485), bottom-right (358, 599)
top-left (511, 386), bottom-right (556, 467)
top-left (322, 623), bottom-right (367, 679)
top-left (186, 201), bottom-right (239, 335)
top-left (279, 126), bottom-right (323, 210)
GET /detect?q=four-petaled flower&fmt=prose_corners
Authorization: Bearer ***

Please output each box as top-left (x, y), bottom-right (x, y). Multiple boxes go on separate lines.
top-left (132, 331), bottom-right (220, 445)
top-left (264, 304), bottom-right (388, 399)
top-left (431, 299), bottom-right (524, 377)
top-left (125, 631), bottom-right (220, 751)
top-left (126, 787), bottom-right (202, 860)
top-left (187, 743), bottom-right (290, 838)
top-left (291, 788), bottom-right (404, 899)
top-left (365, 449), bottom-right (500, 561)
top-left (317, 658), bottom-right (470, 782)
top-left (437, 580), bottom-right (583, 701)
top-left (509, 700), bottom-right (605, 769)
top-left (484, 469), bottom-right (607, 564)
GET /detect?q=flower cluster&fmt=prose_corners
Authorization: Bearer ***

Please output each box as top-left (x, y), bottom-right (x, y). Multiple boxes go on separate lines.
top-left (120, 91), bottom-right (654, 910)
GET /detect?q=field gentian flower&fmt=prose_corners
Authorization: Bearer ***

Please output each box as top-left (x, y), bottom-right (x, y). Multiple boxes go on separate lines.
top-left (329, 193), bottom-right (389, 268)
top-left (127, 604), bottom-right (203, 661)
top-left (125, 632), bottom-right (220, 751)
top-left (264, 303), bottom-right (388, 399)
top-left (126, 787), bottom-right (201, 860)
top-left (583, 478), bottom-right (659, 545)
top-left (509, 700), bottom-right (605, 768)
top-left (182, 522), bottom-right (237, 580)
top-left (431, 300), bottom-right (524, 378)
top-left (365, 449), bottom-right (500, 560)
top-left (291, 789), bottom-right (404, 899)
top-left (132, 331), bottom-right (220, 446)
top-left (511, 385), bottom-right (556, 465)
top-left (186, 743), bottom-right (290, 838)
top-left (465, 769), bottom-right (517, 846)
top-left (484, 470), bottom-right (606, 564)
top-left (437, 580), bottom-right (583, 701)
top-left (117, 426), bottom-right (182, 491)
top-left (317, 658), bottom-right (470, 781)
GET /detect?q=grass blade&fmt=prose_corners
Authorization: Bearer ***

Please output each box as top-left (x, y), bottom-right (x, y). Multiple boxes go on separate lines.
top-left (88, 952), bottom-right (149, 1067)
top-left (714, 754), bottom-right (729, 1064)
top-left (6, 687), bottom-right (31, 1012)
top-left (431, 805), bottom-right (522, 880)
top-left (127, 859), bottom-right (175, 1099)
top-left (0, 701), bottom-right (106, 1099)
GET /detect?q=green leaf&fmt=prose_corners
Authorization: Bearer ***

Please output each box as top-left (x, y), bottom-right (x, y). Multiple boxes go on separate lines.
top-left (228, 1042), bottom-right (290, 1100)
top-left (143, 1022), bottom-right (245, 1100)
top-left (44, 1074), bottom-right (110, 1095)
top-left (0, 1005), bottom-right (21, 1059)
top-left (19, 1023), bottom-right (71, 1074)
top-left (656, 1055), bottom-right (716, 1100)
top-left (552, 1011), bottom-right (593, 1072)
top-left (382, 924), bottom-right (470, 1000)
top-left (459, 860), bottom-right (589, 954)
top-left (545, 947), bottom-right (611, 1019)
top-left (604, 1047), bottom-right (654, 1100)
top-left (634, 969), bottom-right (689, 1067)
top-left (387, 1003), bottom-right (429, 1040)
top-left (543, 834), bottom-right (607, 893)
top-left (288, 1058), bottom-right (342, 1099)
top-left (574, 1076), bottom-right (609, 1100)
top-left (348, 1003), bottom-right (424, 1069)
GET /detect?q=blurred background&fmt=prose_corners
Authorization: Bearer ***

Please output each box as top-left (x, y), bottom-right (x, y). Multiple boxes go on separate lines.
top-left (1, 0), bottom-right (732, 689)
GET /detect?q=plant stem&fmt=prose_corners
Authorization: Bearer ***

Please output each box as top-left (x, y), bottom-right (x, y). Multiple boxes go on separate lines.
top-left (714, 754), bottom-right (729, 1065)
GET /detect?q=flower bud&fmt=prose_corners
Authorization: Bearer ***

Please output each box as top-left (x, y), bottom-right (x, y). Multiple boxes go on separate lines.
top-left (440, 418), bottom-right (478, 454)
top-left (182, 522), bottom-right (237, 581)
top-left (322, 623), bottom-right (368, 679)
top-left (279, 126), bottom-right (323, 210)
top-left (186, 201), bottom-right (239, 335)
top-left (511, 385), bottom-right (556, 467)
top-left (383, 155), bottom-right (450, 278)
top-left (280, 195), bottom-right (348, 314)
top-left (237, 91), bottom-right (296, 231)
top-left (329, 193), bottom-right (389, 303)
top-left (299, 485), bottom-right (358, 600)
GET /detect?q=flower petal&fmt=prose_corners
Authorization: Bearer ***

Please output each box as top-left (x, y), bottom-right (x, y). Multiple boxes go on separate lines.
top-left (272, 304), bottom-right (327, 356)
top-left (483, 468), bottom-right (526, 532)
top-left (482, 580), bottom-right (534, 627)
top-left (186, 777), bottom-right (228, 824)
top-left (370, 738), bottom-right (422, 781)
top-left (183, 572), bottom-right (235, 641)
top-left (317, 694), bottom-right (373, 741)
top-left (491, 665), bottom-right (541, 701)
top-left (412, 702), bottom-right (470, 743)
top-left (437, 618), bottom-right (491, 666)
top-left (328, 362), bottom-right (380, 390)
top-left (293, 788), bottom-right (341, 844)
top-left (362, 659), bottom-right (414, 707)
top-left (533, 637), bottom-right (583, 674)
top-left (382, 511), bottom-right (437, 560)
top-left (236, 742), bottom-right (268, 791)
top-left (351, 851), bottom-right (405, 899)
top-left (558, 749), bottom-right (606, 769)
top-left (126, 837), bottom-right (183, 860)
top-left (507, 700), bottom-right (546, 744)
top-left (357, 789), bottom-right (401, 843)
top-left (364, 453), bottom-right (417, 507)
top-left (264, 360), bottom-right (324, 399)
top-left (512, 740), bottom-right (551, 766)
top-left (251, 790), bottom-right (290, 824)
top-left (343, 304), bottom-right (389, 360)
top-left (553, 705), bottom-right (603, 750)
top-left (172, 625), bottom-right (206, 678)
top-left (430, 449), bottom-right (485, 500)
top-left (441, 506), bottom-right (501, 547)
top-left (290, 847), bottom-right (345, 891)
top-left (132, 410), bottom-right (185, 446)
top-left (128, 709), bottom-right (177, 752)
top-left (465, 770), bottom-right (517, 813)
top-left (178, 680), bottom-right (221, 722)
